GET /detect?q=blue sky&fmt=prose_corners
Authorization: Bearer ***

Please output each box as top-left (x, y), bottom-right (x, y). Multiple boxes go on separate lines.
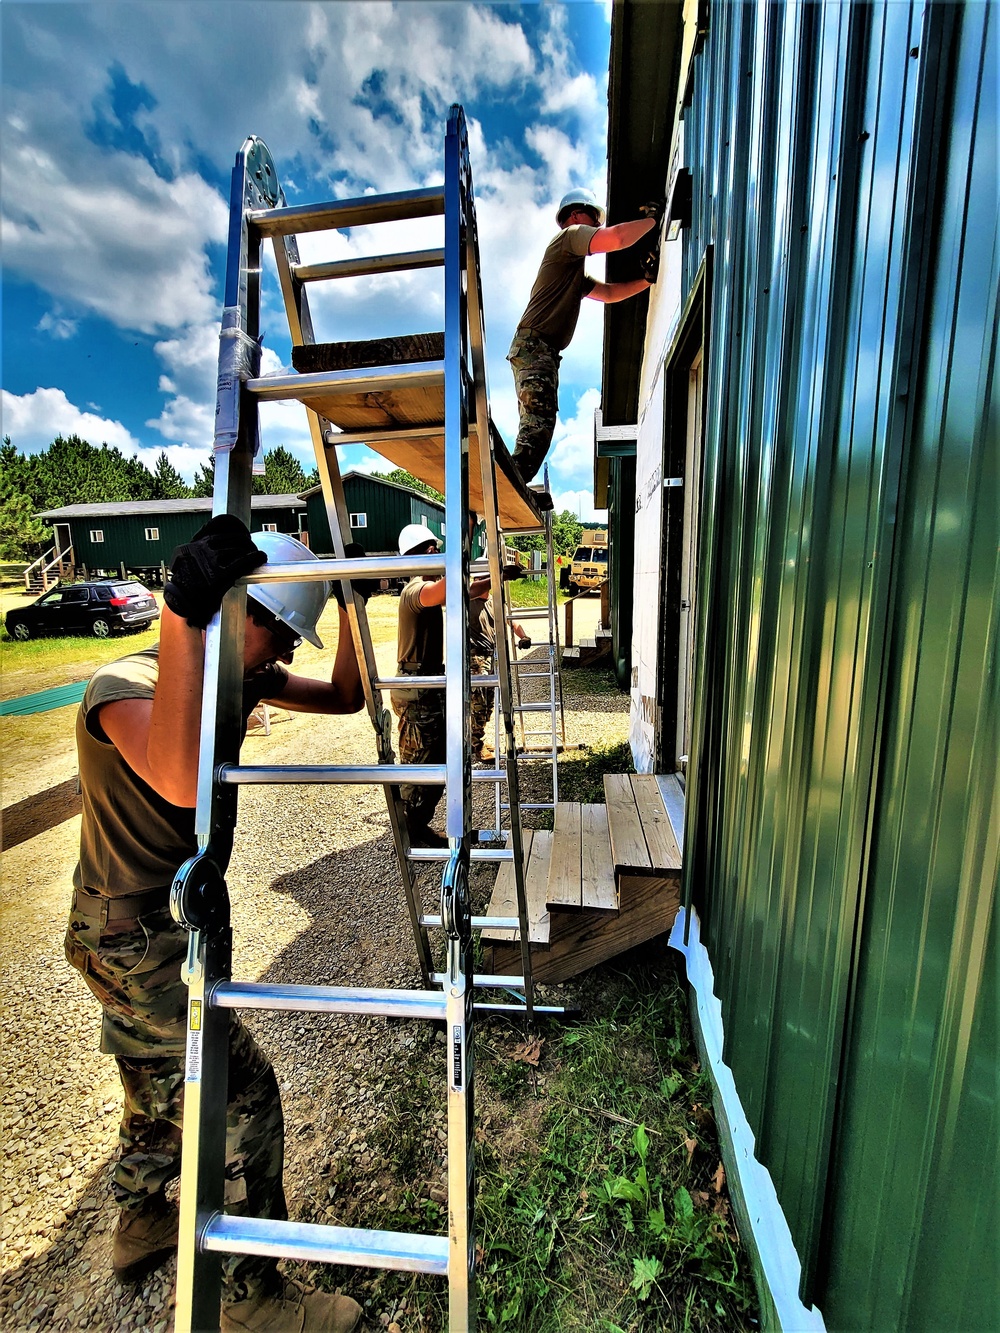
top-left (2, 1), bottom-right (613, 518)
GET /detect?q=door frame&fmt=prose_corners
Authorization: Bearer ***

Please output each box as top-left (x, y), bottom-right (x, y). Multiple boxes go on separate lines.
top-left (655, 251), bottom-right (712, 774)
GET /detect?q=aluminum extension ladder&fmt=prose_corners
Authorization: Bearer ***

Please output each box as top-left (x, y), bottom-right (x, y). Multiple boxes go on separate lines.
top-left (485, 468), bottom-right (568, 836)
top-left (168, 107), bottom-right (554, 1333)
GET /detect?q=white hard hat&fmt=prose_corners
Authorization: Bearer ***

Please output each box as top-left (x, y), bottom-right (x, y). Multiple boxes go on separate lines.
top-left (248, 530), bottom-right (331, 649)
top-left (398, 523), bottom-right (439, 556)
top-left (556, 188), bottom-right (605, 226)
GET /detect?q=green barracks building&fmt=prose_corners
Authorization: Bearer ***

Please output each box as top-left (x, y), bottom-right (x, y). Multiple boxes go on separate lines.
top-left (39, 472), bottom-right (445, 581)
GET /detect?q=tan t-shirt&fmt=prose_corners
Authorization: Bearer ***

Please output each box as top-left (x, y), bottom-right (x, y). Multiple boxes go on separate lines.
top-left (513, 224), bottom-right (598, 350)
top-left (74, 644), bottom-right (287, 897)
top-left (391, 578), bottom-right (444, 705)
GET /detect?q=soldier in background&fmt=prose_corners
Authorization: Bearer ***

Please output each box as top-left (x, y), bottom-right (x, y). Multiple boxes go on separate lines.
top-left (391, 523), bottom-right (520, 843)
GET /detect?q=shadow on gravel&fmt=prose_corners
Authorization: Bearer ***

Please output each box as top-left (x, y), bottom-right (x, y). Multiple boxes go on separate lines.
top-left (0, 1158), bottom-right (178, 1333)
top-left (2, 778), bottom-right (81, 850)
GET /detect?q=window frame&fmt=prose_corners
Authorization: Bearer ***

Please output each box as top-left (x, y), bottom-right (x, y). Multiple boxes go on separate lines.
top-left (89, 529), bottom-right (104, 543)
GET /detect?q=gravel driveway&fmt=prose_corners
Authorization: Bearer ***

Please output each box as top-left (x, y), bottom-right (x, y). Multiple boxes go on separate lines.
top-left (1, 600), bottom-right (624, 1333)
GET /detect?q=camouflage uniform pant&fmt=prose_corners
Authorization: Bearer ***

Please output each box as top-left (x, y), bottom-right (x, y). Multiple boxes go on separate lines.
top-left (470, 653), bottom-right (495, 754)
top-left (391, 691), bottom-right (446, 828)
top-left (65, 891), bottom-right (286, 1301)
top-left (508, 331), bottom-right (561, 484)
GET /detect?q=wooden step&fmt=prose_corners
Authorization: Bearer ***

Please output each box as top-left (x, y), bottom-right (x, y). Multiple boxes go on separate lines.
top-left (481, 831), bottom-right (552, 946)
top-left (603, 773), bottom-right (681, 874)
top-left (547, 802), bottom-right (618, 912)
top-left (488, 861), bottom-right (679, 984)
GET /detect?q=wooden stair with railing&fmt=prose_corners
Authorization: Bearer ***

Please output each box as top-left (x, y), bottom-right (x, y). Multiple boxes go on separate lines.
top-left (483, 773), bottom-right (682, 982)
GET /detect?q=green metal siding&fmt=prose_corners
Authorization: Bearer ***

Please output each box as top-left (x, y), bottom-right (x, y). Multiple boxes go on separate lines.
top-left (307, 477), bottom-right (445, 554)
top-left (67, 504), bottom-right (302, 572)
top-left (679, 1), bottom-right (997, 1325)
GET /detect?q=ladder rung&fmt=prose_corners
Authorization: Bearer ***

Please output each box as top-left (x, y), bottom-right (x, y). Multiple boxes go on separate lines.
top-left (294, 249), bottom-right (444, 281)
top-left (432, 972), bottom-right (525, 988)
top-left (249, 186), bottom-right (445, 236)
top-left (376, 675), bottom-right (447, 691)
top-left (243, 553), bottom-right (443, 585)
top-left (204, 1213), bottom-right (448, 1275)
top-left (421, 915), bottom-right (518, 931)
top-left (408, 847), bottom-right (514, 862)
top-left (474, 1003), bottom-right (568, 1016)
top-left (513, 703), bottom-right (555, 713)
top-left (327, 424), bottom-right (445, 447)
top-left (221, 763), bottom-right (446, 786)
top-left (247, 362), bottom-right (443, 402)
top-left (220, 764), bottom-right (505, 786)
top-left (515, 670), bottom-right (553, 679)
top-left (213, 981), bottom-right (447, 1020)
top-left (500, 802), bottom-right (555, 811)
top-left (508, 609), bottom-right (550, 620)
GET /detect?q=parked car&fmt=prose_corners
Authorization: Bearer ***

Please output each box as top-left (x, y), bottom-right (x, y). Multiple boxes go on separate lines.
top-left (5, 580), bottom-right (160, 641)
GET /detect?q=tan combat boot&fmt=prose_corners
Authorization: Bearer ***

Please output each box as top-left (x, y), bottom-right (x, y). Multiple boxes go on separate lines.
top-left (112, 1196), bottom-right (178, 1283)
top-left (221, 1280), bottom-right (362, 1333)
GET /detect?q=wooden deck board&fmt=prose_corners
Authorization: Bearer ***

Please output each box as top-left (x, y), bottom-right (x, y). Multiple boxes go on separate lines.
top-left (604, 773), bottom-right (651, 872)
top-left (629, 775), bottom-right (682, 872)
top-left (277, 340), bottom-right (542, 529)
top-left (548, 803), bottom-right (582, 909)
top-left (481, 830), bottom-right (551, 945)
top-left (581, 803), bottom-right (618, 911)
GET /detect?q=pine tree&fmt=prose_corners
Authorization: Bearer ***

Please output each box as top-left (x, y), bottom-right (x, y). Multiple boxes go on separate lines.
top-left (191, 456), bottom-right (216, 498)
top-left (151, 451), bottom-right (191, 499)
top-left (376, 468), bottom-right (444, 504)
top-left (253, 446), bottom-right (309, 496)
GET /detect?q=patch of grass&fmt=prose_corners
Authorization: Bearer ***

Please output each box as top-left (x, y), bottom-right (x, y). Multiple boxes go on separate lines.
top-left (508, 578), bottom-right (566, 609)
top-left (558, 740), bottom-right (634, 804)
top-left (304, 959), bottom-right (759, 1331)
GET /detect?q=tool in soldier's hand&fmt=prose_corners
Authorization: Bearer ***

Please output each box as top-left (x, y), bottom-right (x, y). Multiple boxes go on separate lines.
top-left (639, 198), bottom-right (666, 223)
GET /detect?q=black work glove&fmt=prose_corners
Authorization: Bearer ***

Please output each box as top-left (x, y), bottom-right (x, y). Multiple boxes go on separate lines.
top-left (164, 515), bottom-right (265, 629)
top-left (517, 637), bottom-right (532, 651)
top-left (502, 563), bottom-right (522, 582)
top-left (333, 542), bottom-right (380, 609)
top-left (641, 247), bottom-right (660, 284)
top-left (639, 198), bottom-right (666, 226)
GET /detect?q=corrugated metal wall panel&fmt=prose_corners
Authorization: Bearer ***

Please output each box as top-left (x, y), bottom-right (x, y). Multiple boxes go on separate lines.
top-left (822, 6), bottom-right (998, 1326)
top-left (679, 0), bottom-right (996, 1321)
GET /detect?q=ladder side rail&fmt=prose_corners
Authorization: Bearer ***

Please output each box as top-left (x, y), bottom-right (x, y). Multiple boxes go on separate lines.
top-left (174, 136), bottom-right (276, 1333)
top-left (267, 231), bottom-right (435, 986)
top-left (543, 476), bottom-right (569, 750)
top-left (541, 507), bottom-right (560, 807)
top-left (443, 105), bottom-right (476, 1333)
top-left (460, 127), bottom-right (535, 1027)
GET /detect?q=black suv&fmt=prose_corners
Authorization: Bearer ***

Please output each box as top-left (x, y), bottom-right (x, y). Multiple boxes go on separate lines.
top-left (5, 580), bottom-right (160, 641)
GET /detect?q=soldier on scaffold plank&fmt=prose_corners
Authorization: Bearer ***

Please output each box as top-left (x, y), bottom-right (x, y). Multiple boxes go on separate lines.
top-left (508, 189), bottom-right (662, 485)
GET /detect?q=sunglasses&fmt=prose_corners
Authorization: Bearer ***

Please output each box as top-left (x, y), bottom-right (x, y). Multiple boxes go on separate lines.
top-left (249, 603), bottom-right (302, 652)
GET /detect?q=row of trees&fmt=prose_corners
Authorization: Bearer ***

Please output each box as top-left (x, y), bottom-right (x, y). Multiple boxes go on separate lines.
top-left (0, 436), bottom-right (318, 559)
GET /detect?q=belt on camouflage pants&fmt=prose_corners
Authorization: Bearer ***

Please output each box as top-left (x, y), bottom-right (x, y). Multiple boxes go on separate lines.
top-left (71, 884), bottom-right (172, 928)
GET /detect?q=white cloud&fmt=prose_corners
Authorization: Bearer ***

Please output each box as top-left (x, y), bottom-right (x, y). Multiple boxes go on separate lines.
top-left (4, 1), bottom-right (612, 504)
top-left (551, 488), bottom-right (606, 524)
top-left (3, 124), bottom-right (229, 335)
top-left (36, 311), bottom-right (79, 340)
top-left (1, 387), bottom-right (143, 455)
top-left (549, 386), bottom-right (602, 489)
